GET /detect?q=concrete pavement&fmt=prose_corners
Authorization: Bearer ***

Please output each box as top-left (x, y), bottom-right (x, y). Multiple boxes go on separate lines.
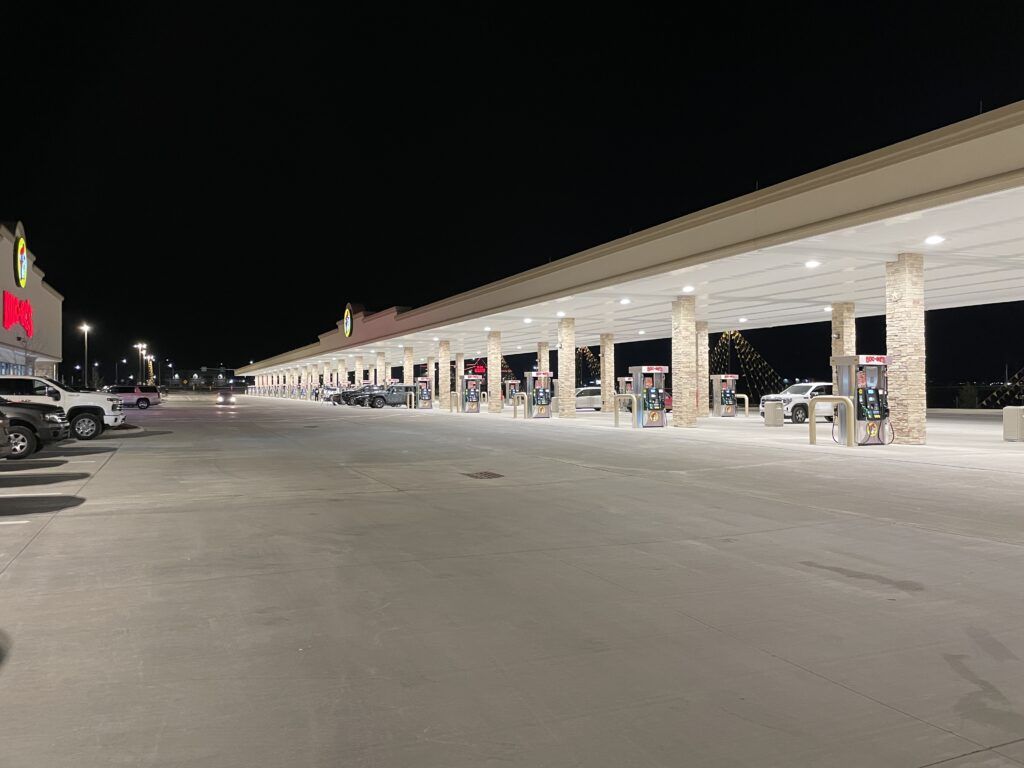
top-left (2, 395), bottom-right (1024, 766)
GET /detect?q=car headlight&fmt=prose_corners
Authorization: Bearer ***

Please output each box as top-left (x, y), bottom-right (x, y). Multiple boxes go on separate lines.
top-left (229, 396), bottom-right (236, 403)
top-left (217, 396), bottom-right (224, 403)
top-left (782, 397), bottom-right (792, 404)
top-left (44, 413), bottom-right (63, 422)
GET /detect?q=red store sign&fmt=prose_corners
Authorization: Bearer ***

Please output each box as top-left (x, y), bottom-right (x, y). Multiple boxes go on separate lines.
top-left (2, 290), bottom-right (33, 337)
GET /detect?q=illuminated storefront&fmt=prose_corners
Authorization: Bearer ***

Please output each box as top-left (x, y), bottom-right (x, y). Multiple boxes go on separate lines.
top-left (0, 222), bottom-right (62, 376)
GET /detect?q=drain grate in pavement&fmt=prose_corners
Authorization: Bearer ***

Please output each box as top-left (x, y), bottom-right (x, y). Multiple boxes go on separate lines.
top-left (463, 471), bottom-right (504, 479)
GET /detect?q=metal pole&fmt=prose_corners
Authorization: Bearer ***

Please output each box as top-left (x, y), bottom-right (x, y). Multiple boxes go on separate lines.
top-left (83, 330), bottom-right (89, 389)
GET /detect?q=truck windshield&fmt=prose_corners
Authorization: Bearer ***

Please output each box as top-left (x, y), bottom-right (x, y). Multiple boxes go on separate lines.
top-left (781, 384), bottom-right (813, 395)
top-left (44, 377), bottom-right (76, 392)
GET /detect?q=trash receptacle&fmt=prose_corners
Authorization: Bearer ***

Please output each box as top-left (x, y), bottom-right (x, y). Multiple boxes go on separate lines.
top-left (1003, 406), bottom-right (1024, 441)
top-left (764, 401), bottom-right (784, 427)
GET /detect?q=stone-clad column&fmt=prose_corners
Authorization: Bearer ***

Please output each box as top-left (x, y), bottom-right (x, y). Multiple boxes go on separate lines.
top-left (831, 302), bottom-right (856, 389)
top-left (886, 254), bottom-right (926, 444)
top-left (557, 319), bottom-right (575, 418)
top-left (696, 321), bottom-right (710, 416)
top-left (600, 333), bottom-right (615, 411)
top-left (305, 364), bottom-right (313, 398)
top-left (354, 356), bottom-right (364, 384)
top-left (487, 331), bottom-right (502, 413)
top-left (537, 341), bottom-right (550, 373)
top-left (671, 296), bottom-right (697, 427)
top-left (455, 352), bottom-right (465, 401)
top-left (426, 356), bottom-right (435, 398)
top-left (438, 340), bottom-right (452, 410)
top-left (376, 352), bottom-right (387, 385)
top-left (403, 347), bottom-right (414, 384)
top-left (337, 358), bottom-right (347, 386)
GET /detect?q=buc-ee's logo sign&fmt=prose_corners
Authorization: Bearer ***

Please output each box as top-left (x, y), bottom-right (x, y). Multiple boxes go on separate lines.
top-left (14, 236), bottom-right (27, 289)
top-left (343, 303), bottom-right (354, 338)
top-left (3, 291), bottom-right (33, 337)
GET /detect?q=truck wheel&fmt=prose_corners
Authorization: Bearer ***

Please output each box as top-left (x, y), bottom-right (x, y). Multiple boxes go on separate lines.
top-left (7, 426), bottom-right (37, 459)
top-left (71, 413), bottom-right (102, 440)
top-left (136, 398), bottom-right (150, 409)
top-left (790, 405), bottom-right (808, 424)
top-left (371, 397), bottom-right (386, 408)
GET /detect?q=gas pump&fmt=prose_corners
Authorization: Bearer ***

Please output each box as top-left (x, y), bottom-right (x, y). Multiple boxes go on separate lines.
top-left (415, 376), bottom-right (433, 409)
top-left (503, 379), bottom-right (521, 406)
top-left (628, 365), bottom-right (668, 428)
top-left (831, 355), bottom-right (892, 445)
top-left (523, 371), bottom-right (553, 418)
top-left (461, 374), bottom-right (483, 413)
top-left (617, 376), bottom-right (634, 412)
top-left (711, 374), bottom-right (739, 417)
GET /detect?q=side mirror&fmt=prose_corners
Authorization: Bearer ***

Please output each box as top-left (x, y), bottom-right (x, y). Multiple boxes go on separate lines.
top-left (49, 390), bottom-right (61, 401)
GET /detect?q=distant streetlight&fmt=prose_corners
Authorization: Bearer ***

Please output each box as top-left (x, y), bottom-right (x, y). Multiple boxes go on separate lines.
top-left (115, 357), bottom-right (127, 384)
top-left (80, 324), bottom-right (91, 388)
top-left (133, 343), bottom-right (147, 382)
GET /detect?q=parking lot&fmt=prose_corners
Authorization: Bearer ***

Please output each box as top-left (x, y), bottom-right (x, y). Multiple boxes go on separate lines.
top-left (3, 394), bottom-right (1024, 766)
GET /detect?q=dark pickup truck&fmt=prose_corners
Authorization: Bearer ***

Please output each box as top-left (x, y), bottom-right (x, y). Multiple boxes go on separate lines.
top-left (0, 397), bottom-right (71, 459)
top-left (355, 384), bottom-right (416, 408)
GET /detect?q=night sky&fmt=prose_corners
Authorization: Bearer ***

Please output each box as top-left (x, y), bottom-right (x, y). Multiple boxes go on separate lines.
top-left (3, 5), bottom-right (1024, 384)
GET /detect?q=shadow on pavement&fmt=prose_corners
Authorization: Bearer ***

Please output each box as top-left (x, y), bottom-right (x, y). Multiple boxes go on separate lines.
top-left (41, 446), bottom-right (116, 457)
top-left (0, 472), bottom-right (91, 488)
top-left (0, 460), bottom-right (68, 472)
top-left (97, 429), bottom-right (173, 440)
top-left (0, 495), bottom-right (85, 515)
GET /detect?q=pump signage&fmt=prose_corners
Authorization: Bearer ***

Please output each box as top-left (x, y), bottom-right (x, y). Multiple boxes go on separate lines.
top-left (2, 290), bottom-right (33, 337)
top-left (14, 236), bottom-right (28, 289)
top-left (859, 355), bottom-right (888, 365)
top-left (640, 365), bottom-right (669, 373)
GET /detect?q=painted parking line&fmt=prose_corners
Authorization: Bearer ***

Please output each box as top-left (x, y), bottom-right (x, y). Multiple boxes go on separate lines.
top-left (0, 520), bottom-right (31, 525)
top-left (0, 493), bottom-right (64, 497)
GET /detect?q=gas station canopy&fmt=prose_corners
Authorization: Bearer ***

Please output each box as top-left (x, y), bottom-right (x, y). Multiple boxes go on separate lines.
top-left (240, 102), bottom-right (1024, 372)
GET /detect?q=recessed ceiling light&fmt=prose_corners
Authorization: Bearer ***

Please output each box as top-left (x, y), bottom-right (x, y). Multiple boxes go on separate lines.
top-left (823, 306), bottom-right (833, 312)
top-left (638, 330), bottom-right (646, 335)
top-left (619, 298), bottom-right (631, 305)
top-left (556, 310), bottom-right (566, 317)
top-left (924, 234), bottom-right (945, 245)
top-left (523, 318), bottom-right (532, 324)
top-left (432, 337), bottom-right (439, 341)
top-left (804, 260), bottom-right (821, 269)
top-left (682, 285), bottom-right (695, 293)
top-left (516, 345), bottom-right (522, 350)
top-left (738, 317), bottom-right (748, 323)
top-left (484, 326), bottom-right (491, 331)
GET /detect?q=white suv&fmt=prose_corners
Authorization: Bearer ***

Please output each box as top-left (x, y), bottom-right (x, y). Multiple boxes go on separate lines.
top-left (106, 384), bottom-right (161, 409)
top-left (0, 376), bottom-right (126, 440)
top-left (760, 382), bottom-right (834, 423)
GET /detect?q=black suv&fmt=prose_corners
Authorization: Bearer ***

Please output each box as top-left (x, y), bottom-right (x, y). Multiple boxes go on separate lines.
top-left (336, 385), bottom-right (376, 406)
top-left (356, 384), bottom-right (416, 408)
top-left (0, 398), bottom-right (71, 459)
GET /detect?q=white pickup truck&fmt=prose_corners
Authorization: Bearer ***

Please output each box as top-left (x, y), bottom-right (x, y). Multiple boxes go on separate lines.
top-left (759, 382), bottom-right (834, 423)
top-left (0, 375), bottom-right (126, 439)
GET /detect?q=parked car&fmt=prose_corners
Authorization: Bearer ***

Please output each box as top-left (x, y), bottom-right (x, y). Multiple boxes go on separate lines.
top-left (339, 384), bottom-right (378, 406)
top-left (759, 382), bottom-right (834, 423)
top-left (0, 398), bottom-right (70, 459)
top-left (106, 384), bottom-right (162, 409)
top-left (358, 384), bottom-right (415, 408)
top-left (0, 411), bottom-right (12, 460)
top-left (0, 376), bottom-right (125, 440)
top-left (574, 386), bottom-right (603, 410)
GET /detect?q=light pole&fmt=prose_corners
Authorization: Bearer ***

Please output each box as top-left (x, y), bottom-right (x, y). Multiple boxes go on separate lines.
top-left (74, 364), bottom-right (81, 387)
top-left (134, 343), bottom-right (147, 382)
top-left (94, 361), bottom-right (100, 387)
top-left (115, 357), bottom-right (126, 384)
top-left (80, 324), bottom-right (91, 389)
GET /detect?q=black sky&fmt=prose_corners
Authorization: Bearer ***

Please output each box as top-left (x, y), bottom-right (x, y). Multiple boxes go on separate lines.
top-left (2, 5), bottom-right (1024, 380)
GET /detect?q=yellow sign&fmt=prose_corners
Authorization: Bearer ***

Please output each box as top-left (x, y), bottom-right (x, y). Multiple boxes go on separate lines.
top-left (343, 304), bottom-right (354, 337)
top-left (14, 236), bottom-right (27, 289)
